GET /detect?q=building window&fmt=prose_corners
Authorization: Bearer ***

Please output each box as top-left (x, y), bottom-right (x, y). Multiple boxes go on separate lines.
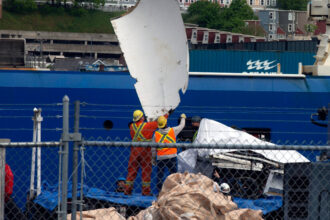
top-left (269, 12), bottom-right (275, 20)
top-left (269, 24), bottom-right (274, 31)
top-left (227, 36), bottom-right (232, 43)
top-left (271, 0), bottom-right (276, 6)
top-left (269, 34), bottom-right (273, 40)
top-left (226, 0), bottom-right (229, 4)
top-left (220, 0), bottom-right (224, 4)
top-left (215, 35), bottom-right (220, 43)
top-left (266, 0), bottom-right (270, 5)
top-left (250, 0), bottom-right (253, 5)
top-left (261, 0), bottom-right (264, 5)
top-left (192, 32), bottom-right (197, 38)
top-left (203, 34), bottom-right (208, 41)
top-left (288, 12), bottom-right (295, 21)
top-left (288, 24), bottom-right (294, 32)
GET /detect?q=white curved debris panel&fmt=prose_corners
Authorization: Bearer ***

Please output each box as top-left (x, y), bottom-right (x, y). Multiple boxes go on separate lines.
top-left (111, 0), bottom-right (189, 121)
top-left (178, 119), bottom-right (309, 172)
top-left (194, 119), bottom-right (309, 164)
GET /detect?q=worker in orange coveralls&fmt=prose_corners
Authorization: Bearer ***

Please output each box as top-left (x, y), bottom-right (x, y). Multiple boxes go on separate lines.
top-left (125, 110), bottom-right (169, 196)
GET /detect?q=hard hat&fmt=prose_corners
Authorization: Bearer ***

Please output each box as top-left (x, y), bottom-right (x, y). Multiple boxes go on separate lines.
top-left (117, 177), bottom-right (126, 182)
top-left (157, 116), bottom-right (167, 128)
top-left (191, 115), bottom-right (201, 123)
top-left (220, 183), bottom-right (231, 194)
top-left (133, 110), bottom-right (143, 122)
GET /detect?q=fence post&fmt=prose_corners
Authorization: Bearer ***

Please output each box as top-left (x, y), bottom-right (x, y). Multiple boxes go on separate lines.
top-left (0, 139), bottom-right (9, 220)
top-left (36, 108), bottom-right (43, 196)
top-left (29, 110), bottom-right (37, 200)
top-left (328, 103), bottom-right (330, 145)
top-left (61, 95), bottom-right (70, 220)
top-left (71, 101), bottom-right (80, 220)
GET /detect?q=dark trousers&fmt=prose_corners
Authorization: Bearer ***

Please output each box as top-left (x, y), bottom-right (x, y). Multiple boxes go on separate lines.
top-left (156, 157), bottom-right (177, 193)
top-left (5, 197), bottom-right (27, 220)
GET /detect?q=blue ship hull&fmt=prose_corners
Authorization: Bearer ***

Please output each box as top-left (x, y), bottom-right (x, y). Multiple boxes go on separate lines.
top-left (1, 68), bottom-right (329, 209)
top-left (1, 69), bottom-right (329, 142)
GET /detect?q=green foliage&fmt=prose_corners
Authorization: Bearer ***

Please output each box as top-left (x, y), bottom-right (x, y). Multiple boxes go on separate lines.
top-left (39, 4), bottom-right (65, 15)
top-left (0, 7), bottom-right (125, 33)
top-left (278, 0), bottom-right (309, 11)
top-left (228, 0), bottom-right (256, 20)
top-left (304, 23), bottom-right (317, 34)
top-left (92, 0), bottom-right (106, 8)
top-left (185, 1), bottom-right (222, 28)
top-left (239, 25), bottom-right (265, 37)
top-left (4, 0), bottom-right (37, 14)
top-left (69, 7), bottom-right (88, 17)
top-left (184, 0), bottom-right (257, 34)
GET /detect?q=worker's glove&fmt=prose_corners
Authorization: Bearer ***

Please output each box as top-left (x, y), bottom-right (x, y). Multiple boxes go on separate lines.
top-left (180, 113), bottom-right (186, 119)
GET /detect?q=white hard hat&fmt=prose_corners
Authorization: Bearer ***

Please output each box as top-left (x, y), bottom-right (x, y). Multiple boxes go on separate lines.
top-left (220, 183), bottom-right (231, 194)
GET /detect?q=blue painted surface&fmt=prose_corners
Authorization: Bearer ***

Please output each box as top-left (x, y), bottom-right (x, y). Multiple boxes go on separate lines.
top-left (34, 181), bottom-right (156, 211)
top-left (0, 69), bottom-right (329, 209)
top-left (35, 181), bottom-right (281, 215)
top-left (189, 50), bottom-right (315, 74)
top-left (233, 196), bottom-right (282, 215)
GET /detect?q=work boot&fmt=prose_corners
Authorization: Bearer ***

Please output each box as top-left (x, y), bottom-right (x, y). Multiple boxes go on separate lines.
top-left (124, 182), bottom-right (133, 195)
top-left (142, 185), bottom-right (151, 196)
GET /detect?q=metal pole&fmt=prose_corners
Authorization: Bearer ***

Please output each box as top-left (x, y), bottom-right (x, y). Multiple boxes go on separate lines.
top-left (79, 144), bottom-right (85, 220)
top-left (36, 108), bottom-right (43, 196)
top-left (71, 101), bottom-right (80, 220)
top-left (0, 139), bottom-right (9, 220)
top-left (327, 103), bottom-right (330, 146)
top-left (61, 95), bottom-right (70, 220)
top-left (29, 109), bottom-right (38, 199)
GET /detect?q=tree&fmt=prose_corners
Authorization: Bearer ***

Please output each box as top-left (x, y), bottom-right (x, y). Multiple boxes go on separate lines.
top-left (228, 0), bottom-right (256, 20)
top-left (240, 25), bottom-right (266, 37)
top-left (183, 0), bottom-right (257, 33)
top-left (217, 0), bottom-right (257, 32)
top-left (4, 0), bottom-right (37, 14)
top-left (278, 0), bottom-right (309, 11)
top-left (183, 1), bottom-right (222, 28)
top-left (304, 23), bottom-right (318, 36)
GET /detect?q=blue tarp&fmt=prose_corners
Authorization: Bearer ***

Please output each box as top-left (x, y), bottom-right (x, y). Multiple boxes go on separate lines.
top-left (34, 181), bottom-right (282, 215)
top-left (34, 181), bottom-right (156, 211)
top-left (233, 196), bottom-right (282, 215)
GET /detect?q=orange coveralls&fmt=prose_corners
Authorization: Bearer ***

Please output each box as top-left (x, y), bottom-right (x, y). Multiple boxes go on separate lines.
top-left (125, 115), bottom-right (167, 195)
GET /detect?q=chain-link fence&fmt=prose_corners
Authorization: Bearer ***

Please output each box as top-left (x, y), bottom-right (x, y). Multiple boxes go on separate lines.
top-left (0, 96), bottom-right (329, 220)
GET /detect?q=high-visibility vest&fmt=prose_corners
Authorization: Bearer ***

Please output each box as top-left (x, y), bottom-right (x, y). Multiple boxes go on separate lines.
top-left (132, 122), bottom-right (151, 142)
top-left (154, 128), bottom-right (177, 156)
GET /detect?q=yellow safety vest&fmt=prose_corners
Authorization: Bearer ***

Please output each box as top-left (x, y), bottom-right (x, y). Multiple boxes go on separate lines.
top-left (132, 122), bottom-right (151, 142)
top-left (154, 128), bottom-right (177, 156)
